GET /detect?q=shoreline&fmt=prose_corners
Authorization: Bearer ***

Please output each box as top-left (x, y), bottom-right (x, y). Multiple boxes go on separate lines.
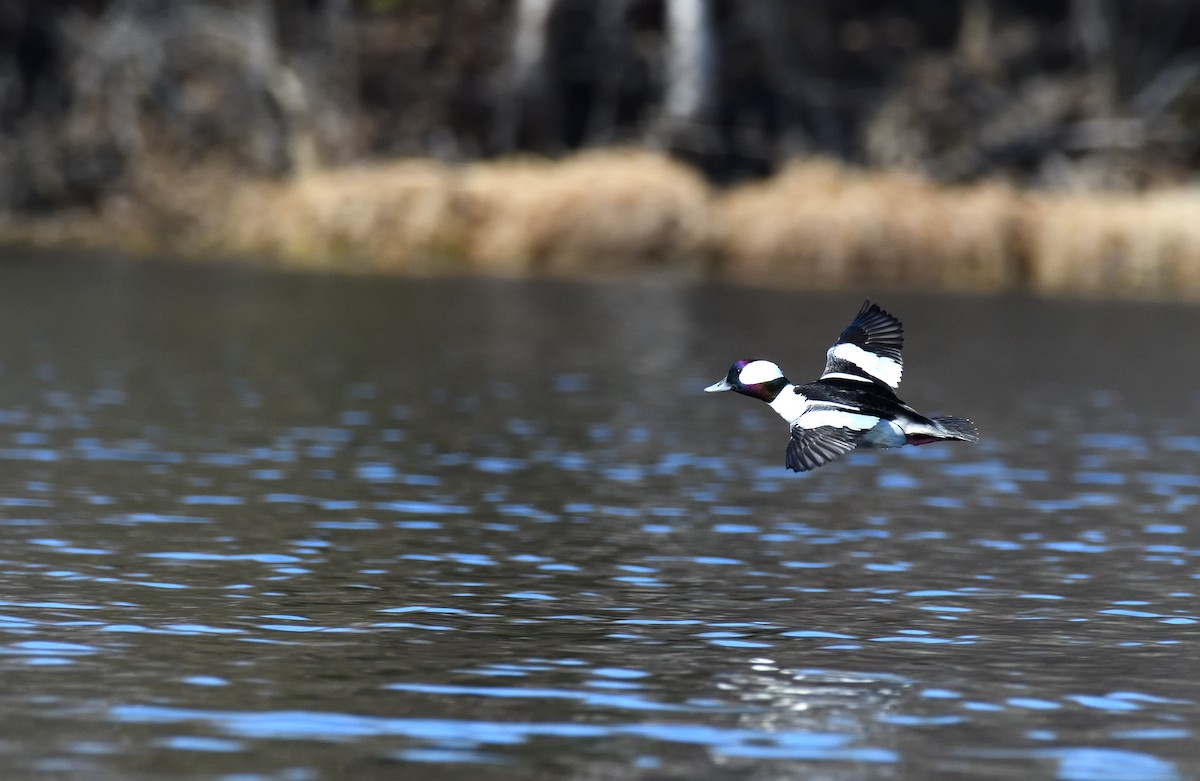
top-left (2, 149), bottom-right (1199, 299)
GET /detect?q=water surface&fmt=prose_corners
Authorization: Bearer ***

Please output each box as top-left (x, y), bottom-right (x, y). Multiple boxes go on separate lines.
top-left (0, 254), bottom-right (1198, 780)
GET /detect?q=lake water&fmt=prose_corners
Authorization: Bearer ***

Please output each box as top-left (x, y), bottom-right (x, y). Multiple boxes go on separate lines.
top-left (0, 253), bottom-right (1198, 780)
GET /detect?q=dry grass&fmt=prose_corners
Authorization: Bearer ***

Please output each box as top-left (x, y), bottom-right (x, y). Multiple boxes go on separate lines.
top-left (714, 159), bottom-right (1027, 291)
top-left (1026, 189), bottom-right (1200, 296)
top-left (5, 149), bottom-right (1200, 299)
top-left (218, 149), bottom-right (713, 273)
top-left (456, 150), bottom-right (712, 271)
top-left (221, 159), bottom-right (464, 269)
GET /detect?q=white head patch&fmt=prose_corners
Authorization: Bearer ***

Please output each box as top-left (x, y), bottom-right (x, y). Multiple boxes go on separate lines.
top-left (738, 360), bottom-right (784, 385)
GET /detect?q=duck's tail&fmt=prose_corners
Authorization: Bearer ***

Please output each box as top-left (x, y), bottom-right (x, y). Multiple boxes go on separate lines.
top-left (930, 416), bottom-right (979, 443)
top-left (903, 416), bottom-right (979, 446)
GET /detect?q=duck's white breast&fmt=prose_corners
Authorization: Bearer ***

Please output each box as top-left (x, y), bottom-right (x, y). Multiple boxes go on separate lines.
top-left (768, 385), bottom-right (809, 423)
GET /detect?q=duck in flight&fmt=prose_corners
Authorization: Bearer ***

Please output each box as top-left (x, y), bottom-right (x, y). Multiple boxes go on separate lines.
top-left (705, 300), bottom-right (978, 472)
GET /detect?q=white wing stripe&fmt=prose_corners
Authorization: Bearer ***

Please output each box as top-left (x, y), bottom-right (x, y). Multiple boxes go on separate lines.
top-left (820, 371), bottom-right (873, 383)
top-left (797, 410), bottom-right (879, 431)
top-left (831, 343), bottom-right (903, 388)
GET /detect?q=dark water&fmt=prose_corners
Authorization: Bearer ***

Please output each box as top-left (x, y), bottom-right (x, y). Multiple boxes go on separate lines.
top-left (0, 254), bottom-right (1198, 780)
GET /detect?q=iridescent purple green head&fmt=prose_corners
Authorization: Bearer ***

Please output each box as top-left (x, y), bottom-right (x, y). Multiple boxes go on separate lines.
top-left (705, 359), bottom-right (790, 402)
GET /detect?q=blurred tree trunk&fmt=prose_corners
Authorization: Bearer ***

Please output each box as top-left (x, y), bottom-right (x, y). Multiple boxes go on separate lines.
top-left (736, 0), bottom-right (816, 161)
top-left (656, 0), bottom-right (716, 153)
top-left (493, 0), bottom-right (559, 153)
top-left (306, 0), bottom-right (357, 168)
top-left (585, 0), bottom-right (632, 145)
top-left (1071, 0), bottom-right (1117, 113)
top-left (957, 0), bottom-right (994, 74)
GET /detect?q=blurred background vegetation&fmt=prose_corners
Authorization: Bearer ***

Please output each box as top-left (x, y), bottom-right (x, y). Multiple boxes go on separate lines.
top-left (2, 0), bottom-right (1199, 295)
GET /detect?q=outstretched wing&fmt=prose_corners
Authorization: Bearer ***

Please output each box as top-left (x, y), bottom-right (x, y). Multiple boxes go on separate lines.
top-left (785, 424), bottom-right (864, 472)
top-left (821, 300), bottom-right (905, 389)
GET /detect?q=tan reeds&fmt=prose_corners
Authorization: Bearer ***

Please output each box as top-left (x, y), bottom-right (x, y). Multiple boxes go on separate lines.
top-left (220, 149), bottom-right (712, 273)
top-left (223, 159), bottom-right (463, 269)
top-left (6, 148), bottom-right (1200, 299)
top-left (714, 159), bottom-right (1026, 291)
top-left (456, 150), bottom-right (712, 271)
top-left (1026, 189), bottom-right (1200, 296)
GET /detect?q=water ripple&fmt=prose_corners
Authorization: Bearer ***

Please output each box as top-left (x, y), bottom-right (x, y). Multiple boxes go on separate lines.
top-left (111, 705), bottom-right (896, 762)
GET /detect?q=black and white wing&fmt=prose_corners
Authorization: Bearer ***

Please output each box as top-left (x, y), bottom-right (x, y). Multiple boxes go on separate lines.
top-left (820, 300), bottom-right (905, 389)
top-left (785, 425), bottom-right (864, 472)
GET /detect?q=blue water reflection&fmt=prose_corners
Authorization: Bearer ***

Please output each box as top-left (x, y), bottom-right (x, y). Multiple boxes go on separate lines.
top-left (0, 261), bottom-right (1197, 777)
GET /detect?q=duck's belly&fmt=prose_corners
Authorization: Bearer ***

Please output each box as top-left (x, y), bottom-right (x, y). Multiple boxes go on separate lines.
top-left (859, 419), bottom-right (906, 449)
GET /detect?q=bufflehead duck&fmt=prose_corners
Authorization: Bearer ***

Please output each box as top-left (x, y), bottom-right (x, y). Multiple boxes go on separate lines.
top-left (706, 300), bottom-right (978, 472)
